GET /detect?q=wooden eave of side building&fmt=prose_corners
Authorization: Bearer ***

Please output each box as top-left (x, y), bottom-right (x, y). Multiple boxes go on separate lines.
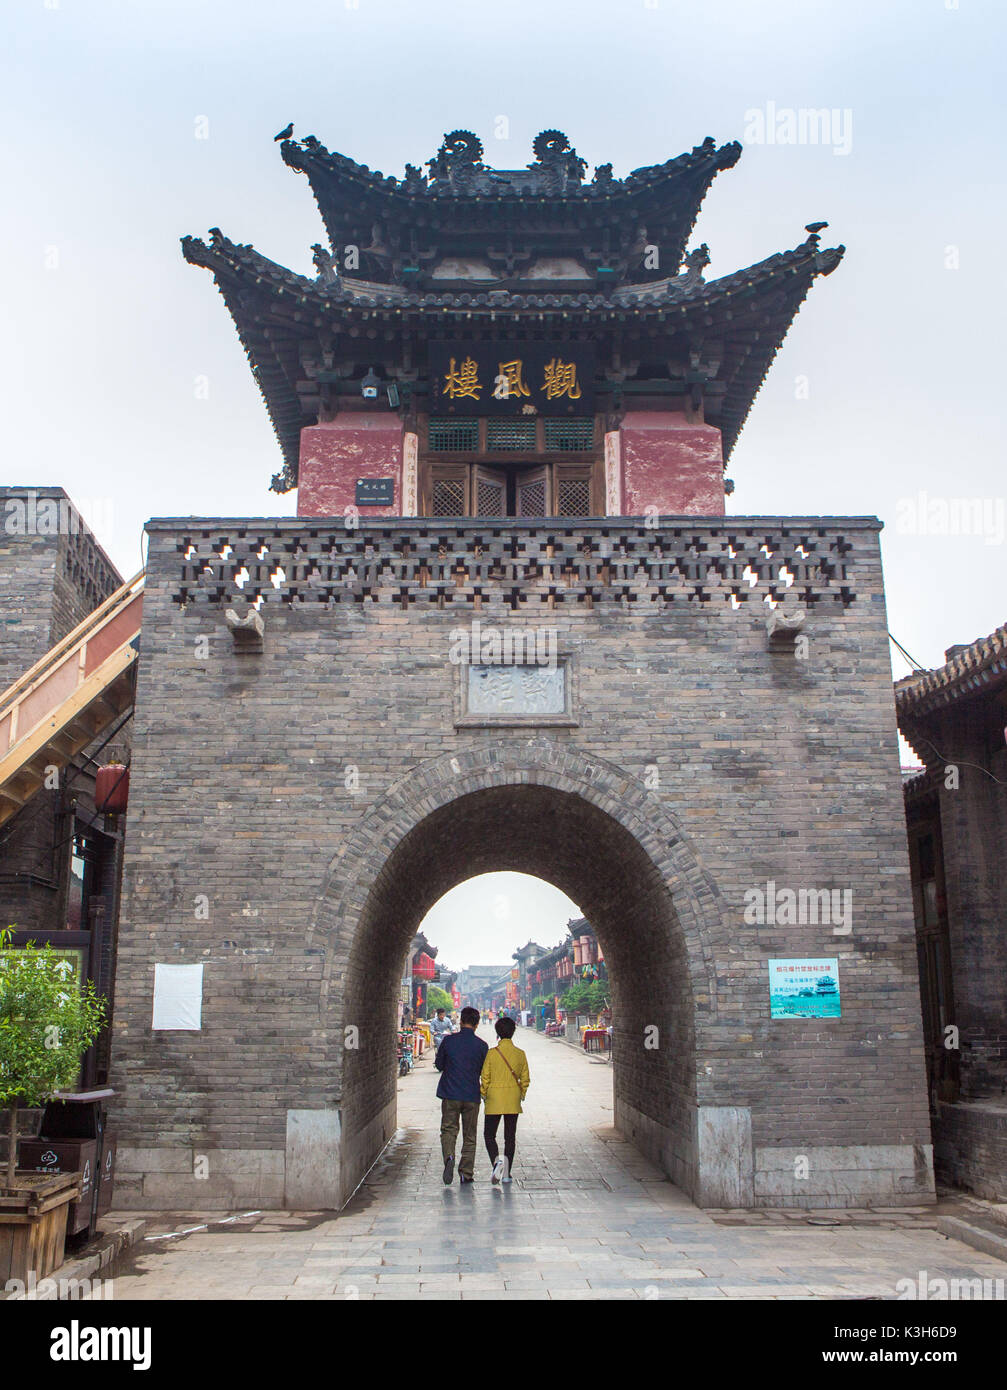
top-left (895, 623), bottom-right (1007, 726)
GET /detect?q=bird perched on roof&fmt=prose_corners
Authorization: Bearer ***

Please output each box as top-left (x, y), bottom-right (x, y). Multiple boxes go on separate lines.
top-left (805, 222), bottom-right (828, 235)
top-left (274, 122), bottom-right (294, 142)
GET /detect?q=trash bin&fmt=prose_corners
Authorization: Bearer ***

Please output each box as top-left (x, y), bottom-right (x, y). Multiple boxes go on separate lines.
top-left (17, 1138), bottom-right (98, 1236)
top-left (37, 1088), bottom-right (115, 1240)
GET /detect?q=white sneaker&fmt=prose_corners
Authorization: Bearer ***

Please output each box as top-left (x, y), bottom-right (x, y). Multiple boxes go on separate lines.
top-left (491, 1157), bottom-right (505, 1184)
top-left (501, 1158), bottom-right (512, 1184)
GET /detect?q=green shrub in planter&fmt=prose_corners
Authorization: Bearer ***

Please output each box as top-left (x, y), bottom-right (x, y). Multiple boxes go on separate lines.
top-left (0, 927), bottom-right (106, 1194)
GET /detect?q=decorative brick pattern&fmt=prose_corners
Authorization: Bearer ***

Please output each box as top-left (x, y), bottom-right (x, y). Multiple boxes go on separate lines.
top-left (169, 517), bottom-right (860, 614)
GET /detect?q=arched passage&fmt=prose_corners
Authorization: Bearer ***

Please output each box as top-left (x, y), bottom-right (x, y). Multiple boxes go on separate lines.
top-left (311, 740), bottom-right (732, 1207)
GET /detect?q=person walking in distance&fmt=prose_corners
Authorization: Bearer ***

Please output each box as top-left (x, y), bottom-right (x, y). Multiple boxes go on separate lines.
top-left (480, 1015), bottom-right (530, 1184)
top-left (435, 1005), bottom-right (488, 1186)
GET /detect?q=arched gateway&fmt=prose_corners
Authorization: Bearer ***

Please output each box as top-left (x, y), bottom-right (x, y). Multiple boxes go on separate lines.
top-left (109, 123), bottom-right (934, 1212)
top-left (312, 741), bottom-right (722, 1206)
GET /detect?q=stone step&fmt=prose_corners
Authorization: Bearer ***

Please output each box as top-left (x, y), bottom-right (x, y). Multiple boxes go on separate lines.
top-left (936, 1214), bottom-right (1007, 1263)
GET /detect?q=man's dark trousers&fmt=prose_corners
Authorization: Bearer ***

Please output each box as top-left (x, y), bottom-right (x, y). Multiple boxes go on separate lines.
top-left (441, 1100), bottom-right (480, 1178)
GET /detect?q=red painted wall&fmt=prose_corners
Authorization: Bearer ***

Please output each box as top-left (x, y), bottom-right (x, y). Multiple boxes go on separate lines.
top-left (620, 411), bottom-right (725, 517)
top-left (298, 411), bottom-right (723, 518)
top-left (297, 415), bottom-right (404, 518)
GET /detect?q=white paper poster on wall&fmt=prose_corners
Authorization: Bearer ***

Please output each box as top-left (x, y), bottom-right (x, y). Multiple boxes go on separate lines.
top-left (151, 963), bottom-right (204, 1030)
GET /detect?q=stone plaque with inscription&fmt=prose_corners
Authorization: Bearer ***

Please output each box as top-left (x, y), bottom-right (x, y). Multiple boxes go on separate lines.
top-left (467, 664), bottom-right (565, 716)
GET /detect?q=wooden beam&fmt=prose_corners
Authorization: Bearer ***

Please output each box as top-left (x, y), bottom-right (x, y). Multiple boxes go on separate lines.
top-left (0, 645), bottom-right (137, 791)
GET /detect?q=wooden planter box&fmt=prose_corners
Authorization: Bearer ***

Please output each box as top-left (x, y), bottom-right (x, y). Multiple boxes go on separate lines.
top-left (0, 1172), bottom-right (82, 1285)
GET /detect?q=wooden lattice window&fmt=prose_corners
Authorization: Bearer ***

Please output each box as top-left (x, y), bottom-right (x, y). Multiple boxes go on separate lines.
top-left (516, 467), bottom-right (549, 517)
top-left (544, 419), bottom-right (595, 451)
top-left (486, 419), bottom-right (538, 451)
top-left (431, 475), bottom-right (466, 516)
top-left (428, 418), bottom-right (479, 451)
top-left (556, 474), bottom-right (593, 517)
top-left (420, 412), bottom-right (601, 516)
top-left (474, 466), bottom-right (506, 516)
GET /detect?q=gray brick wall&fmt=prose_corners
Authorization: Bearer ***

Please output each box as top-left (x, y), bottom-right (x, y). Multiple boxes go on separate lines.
top-left (110, 514), bottom-right (934, 1208)
top-left (0, 487), bottom-right (122, 690)
top-left (934, 1103), bottom-right (1007, 1201)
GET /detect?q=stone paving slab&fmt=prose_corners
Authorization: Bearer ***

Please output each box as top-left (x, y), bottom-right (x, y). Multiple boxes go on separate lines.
top-left (105, 1027), bottom-right (1007, 1300)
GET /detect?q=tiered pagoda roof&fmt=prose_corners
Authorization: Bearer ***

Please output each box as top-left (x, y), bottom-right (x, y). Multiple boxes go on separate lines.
top-left (279, 129), bottom-right (743, 286)
top-left (183, 127), bottom-right (843, 492)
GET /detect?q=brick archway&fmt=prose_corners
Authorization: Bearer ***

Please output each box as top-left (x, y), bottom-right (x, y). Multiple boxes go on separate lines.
top-left (310, 738), bottom-right (732, 1207)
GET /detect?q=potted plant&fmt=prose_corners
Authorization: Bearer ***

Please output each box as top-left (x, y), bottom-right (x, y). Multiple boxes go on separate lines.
top-left (0, 927), bottom-right (106, 1284)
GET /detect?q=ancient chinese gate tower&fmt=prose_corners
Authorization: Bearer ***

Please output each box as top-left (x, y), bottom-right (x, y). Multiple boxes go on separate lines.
top-left (111, 128), bottom-right (934, 1210)
top-left (181, 128), bottom-right (842, 519)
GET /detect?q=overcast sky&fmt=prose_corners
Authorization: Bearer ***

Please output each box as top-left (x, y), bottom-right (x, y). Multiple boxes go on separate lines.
top-left (419, 873), bottom-right (581, 974)
top-left (4, 0), bottom-right (1003, 966)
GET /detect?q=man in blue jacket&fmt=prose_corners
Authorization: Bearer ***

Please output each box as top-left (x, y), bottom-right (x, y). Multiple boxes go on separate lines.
top-left (435, 1005), bottom-right (488, 1185)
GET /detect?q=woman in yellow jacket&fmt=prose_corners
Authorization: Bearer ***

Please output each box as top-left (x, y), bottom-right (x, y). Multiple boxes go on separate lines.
top-left (480, 1016), bottom-right (530, 1183)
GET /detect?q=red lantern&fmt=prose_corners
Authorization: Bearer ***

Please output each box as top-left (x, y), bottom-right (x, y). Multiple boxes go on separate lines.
top-left (95, 763), bottom-right (130, 814)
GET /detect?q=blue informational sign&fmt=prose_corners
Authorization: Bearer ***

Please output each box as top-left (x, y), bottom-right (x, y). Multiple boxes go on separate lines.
top-left (768, 958), bottom-right (841, 1019)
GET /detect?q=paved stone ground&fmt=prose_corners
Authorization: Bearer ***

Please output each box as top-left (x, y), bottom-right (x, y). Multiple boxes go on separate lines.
top-left (108, 1027), bottom-right (1007, 1300)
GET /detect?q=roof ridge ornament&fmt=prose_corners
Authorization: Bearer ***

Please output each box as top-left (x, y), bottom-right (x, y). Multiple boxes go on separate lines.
top-left (429, 129), bottom-right (485, 187)
top-left (311, 243), bottom-right (338, 284)
top-left (678, 243), bottom-right (710, 287)
top-left (530, 129), bottom-right (587, 186)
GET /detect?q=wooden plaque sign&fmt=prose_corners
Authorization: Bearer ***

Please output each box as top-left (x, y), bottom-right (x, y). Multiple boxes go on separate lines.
top-left (429, 342), bottom-right (595, 416)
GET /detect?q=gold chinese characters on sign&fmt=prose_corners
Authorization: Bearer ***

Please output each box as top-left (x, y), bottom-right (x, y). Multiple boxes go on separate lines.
top-left (542, 358), bottom-right (582, 401)
top-left (432, 343), bottom-right (594, 415)
top-left (493, 360), bottom-right (531, 400)
top-left (445, 356), bottom-right (581, 402)
top-left (443, 355), bottom-right (483, 400)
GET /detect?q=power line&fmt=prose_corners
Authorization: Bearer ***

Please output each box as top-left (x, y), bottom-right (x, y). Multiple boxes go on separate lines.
top-left (889, 631), bottom-right (928, 673)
